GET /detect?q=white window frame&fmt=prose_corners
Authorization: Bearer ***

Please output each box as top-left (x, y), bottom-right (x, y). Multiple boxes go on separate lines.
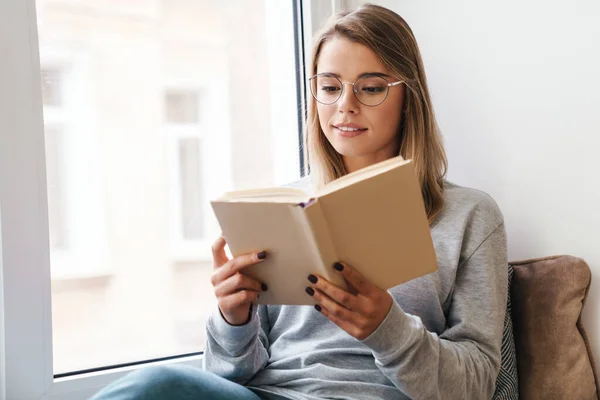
top-left (0, 0), bottom-right (336, 398)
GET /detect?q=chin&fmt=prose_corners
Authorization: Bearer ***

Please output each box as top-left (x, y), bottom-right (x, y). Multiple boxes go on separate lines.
top-left (325, 133), bottom-right (368, 157)
top-left (329, 142), bottom-right (372, 157)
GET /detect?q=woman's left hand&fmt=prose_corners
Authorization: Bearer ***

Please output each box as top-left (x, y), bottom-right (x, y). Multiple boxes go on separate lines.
top-left (306, 262), bottom-right (393, 340)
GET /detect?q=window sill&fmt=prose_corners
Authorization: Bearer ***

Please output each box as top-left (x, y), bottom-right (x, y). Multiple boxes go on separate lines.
top-left (48, 354), bottom-right (204, 399)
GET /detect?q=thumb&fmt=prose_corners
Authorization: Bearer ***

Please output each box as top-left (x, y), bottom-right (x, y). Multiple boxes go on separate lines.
top-left (211, 235), bottom-right (230, 267)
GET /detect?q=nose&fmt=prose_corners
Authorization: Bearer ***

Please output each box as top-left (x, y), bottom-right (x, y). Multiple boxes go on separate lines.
top-left (337, 82), bottom-right (359, 114)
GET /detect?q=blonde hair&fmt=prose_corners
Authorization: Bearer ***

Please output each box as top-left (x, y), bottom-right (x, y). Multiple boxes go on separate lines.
top-left (305, 4), bottom-right (447, 222)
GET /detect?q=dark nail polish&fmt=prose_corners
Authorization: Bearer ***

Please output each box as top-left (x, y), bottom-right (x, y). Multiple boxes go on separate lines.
top-left (305, 287), bottom-right (314, 296)
top-left (314, 304), bottom-right (322, 312)
top-left (261, 283), bottom-right (268, 291)
top-left (257, 251), bottom-right (267, 260)
top-left (333, 262), bottom-right (344, 271)
top-left (307, 274), bottom-right (318, 284)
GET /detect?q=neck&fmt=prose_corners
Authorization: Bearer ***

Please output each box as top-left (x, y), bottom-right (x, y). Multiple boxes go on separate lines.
top-left (343, 155), bottom-right (384, 174)
top-left (343, 143), bottom-right (401, 174)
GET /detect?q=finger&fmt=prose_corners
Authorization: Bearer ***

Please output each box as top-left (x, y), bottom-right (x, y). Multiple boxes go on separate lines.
top-left (307, 274), bottom-right (360, 312)
top-left (211, 251), bottom-right (267, 286)
top-left (214, 272), bottom-right (266, 297)
top-left (211, 236), bottom-right (229, 267)
top-left (310, 286), bottom-right (355, 322)
top-left (332, 262), bottom-right (374, 295)
top-left (344, 279), bottom-right (359, 296)
top-left (314, 303), bottom-right (367, 340)
top-left (219, 289), bottom-right (260, 310)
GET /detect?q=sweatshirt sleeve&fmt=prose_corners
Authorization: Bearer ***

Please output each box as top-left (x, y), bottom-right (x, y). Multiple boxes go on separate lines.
top-left (202, 304), bottom-right (271, 385)
top-left (360, 222), bottom-right (508, 400)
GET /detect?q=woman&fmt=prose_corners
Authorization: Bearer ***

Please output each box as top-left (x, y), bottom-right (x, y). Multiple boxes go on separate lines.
top-left (91, 4), bottom-right (510, 400)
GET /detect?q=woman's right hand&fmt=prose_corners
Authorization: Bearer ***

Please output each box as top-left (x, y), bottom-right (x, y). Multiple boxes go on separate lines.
top-left (210, 236), bottom-right (268, 326)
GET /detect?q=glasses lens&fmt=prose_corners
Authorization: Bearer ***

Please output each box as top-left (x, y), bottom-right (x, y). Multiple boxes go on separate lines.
top-left (310, 75), bottom-right (342, 104)
top-left (354, 76), bottom-right (389, 106)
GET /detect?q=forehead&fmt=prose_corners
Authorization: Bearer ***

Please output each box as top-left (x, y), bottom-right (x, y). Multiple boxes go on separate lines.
top-left (316, 36), bottom-right (388, 79)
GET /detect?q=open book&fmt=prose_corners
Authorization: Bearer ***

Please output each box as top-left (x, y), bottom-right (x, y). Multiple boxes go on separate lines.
top-left (210, 156), bottom-right (438, 305)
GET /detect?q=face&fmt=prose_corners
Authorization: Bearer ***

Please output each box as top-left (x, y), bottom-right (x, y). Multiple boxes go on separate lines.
top-left (315, 36), bottom-right (405, 170)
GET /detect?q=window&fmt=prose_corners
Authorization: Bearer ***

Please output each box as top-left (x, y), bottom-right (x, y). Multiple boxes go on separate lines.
top-left (165, 91), bottom-right (200, 124)
top-left (163, 89), bottom-right (213, 260)
top-left (0, 0), bottom-right (333, 398)
top-left (179, 137), bottom-right (205, 240)
top-left (39, 58), bottom-right (112, 283)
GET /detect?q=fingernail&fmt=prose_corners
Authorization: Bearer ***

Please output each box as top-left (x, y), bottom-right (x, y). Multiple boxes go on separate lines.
top-left (333, 262), bottom-right (344, 271)
top-left (261, 283), bottom-right (268, 291)
top-left (305, 287), bottom-right (314, 296)
top-left (307, 274), bottom-right (318, 284)
top-left (257, 251), bottom-right (267, 260)
top-left (314, 304), bottom-right (322, 312)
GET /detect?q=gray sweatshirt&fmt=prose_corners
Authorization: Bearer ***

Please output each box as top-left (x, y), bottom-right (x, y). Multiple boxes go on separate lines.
top-left (203, 181), bottom-right (508, 400)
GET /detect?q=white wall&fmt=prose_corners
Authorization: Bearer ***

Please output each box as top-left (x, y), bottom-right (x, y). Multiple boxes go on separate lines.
top-left (348, 0), bottom-right (600, 359)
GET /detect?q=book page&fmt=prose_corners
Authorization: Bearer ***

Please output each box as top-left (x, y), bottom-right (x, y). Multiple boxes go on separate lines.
top-left (316, 156), bottom-right (408, 197)
top-left (216, 187), bottom-right (309, 203)
top-left (210, 200), bottom-right (343, 305)
top-left (316, 160), bottom-right (438, 291)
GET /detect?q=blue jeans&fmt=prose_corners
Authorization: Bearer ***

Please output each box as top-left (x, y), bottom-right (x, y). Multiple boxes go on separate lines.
top-left (89, 365), bottom-right (267, 400)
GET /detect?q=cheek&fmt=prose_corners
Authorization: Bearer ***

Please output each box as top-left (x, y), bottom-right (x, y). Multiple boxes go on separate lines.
top-left (375, 97), bottom-right (403, 135)
top-left (369, 106), bottom-right (401, 137)
top-left (317, 104), bottom-right (334, 131)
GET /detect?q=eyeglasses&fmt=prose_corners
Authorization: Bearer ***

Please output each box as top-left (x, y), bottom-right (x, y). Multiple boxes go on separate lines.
top-left (308, 73), bottom-right (404, 107)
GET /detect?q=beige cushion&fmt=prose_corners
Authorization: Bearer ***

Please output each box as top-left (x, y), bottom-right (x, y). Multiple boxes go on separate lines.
top-left (510, 255), bottom-right (599, 400)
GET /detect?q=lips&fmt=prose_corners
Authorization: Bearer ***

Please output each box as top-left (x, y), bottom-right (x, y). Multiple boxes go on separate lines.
top-left (333, 122), bottom-right (366, 130)
top-left (332, 123), bottom-right (367, 137)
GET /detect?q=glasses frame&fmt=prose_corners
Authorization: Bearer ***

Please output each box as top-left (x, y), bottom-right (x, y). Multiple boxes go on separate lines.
top-left (308, 73), bottom-right (404, 107)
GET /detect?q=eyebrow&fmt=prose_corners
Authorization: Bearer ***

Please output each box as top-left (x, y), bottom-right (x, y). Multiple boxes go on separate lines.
top-left (318, 72), bottom-right (391, 79)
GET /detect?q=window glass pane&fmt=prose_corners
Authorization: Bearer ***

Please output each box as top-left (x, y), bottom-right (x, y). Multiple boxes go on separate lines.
top-left (44, 125), bottom-right (68, 250)
top-left (37, 0), bottom-right (301, 374)
top-left (179, 138), bottom-right (204, 239)
top-left (41, 68), bottom-right (62, 107)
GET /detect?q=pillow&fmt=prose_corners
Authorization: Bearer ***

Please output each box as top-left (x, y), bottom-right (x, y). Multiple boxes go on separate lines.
top-left (510, 255), bottom-right (599, 400)
top-left (493, 263), bottom-right (519, 400)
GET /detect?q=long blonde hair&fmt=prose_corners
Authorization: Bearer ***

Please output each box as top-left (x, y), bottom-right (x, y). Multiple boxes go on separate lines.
top-left (306, 4), bottom-right (447, 222)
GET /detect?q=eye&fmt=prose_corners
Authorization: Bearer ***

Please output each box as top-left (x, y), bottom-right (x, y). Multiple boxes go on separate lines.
top-left (321, 85), bottom-right (341, 93)
top-left (356, 76), bottom-right (388, 95)
top-left (361, 86), bottom-right (386, 94)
